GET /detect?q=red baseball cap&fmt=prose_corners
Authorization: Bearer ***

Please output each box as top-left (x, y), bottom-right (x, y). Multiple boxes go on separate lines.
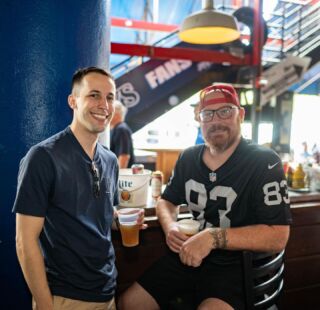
top-left (199, 84), bottom-right (240, 111)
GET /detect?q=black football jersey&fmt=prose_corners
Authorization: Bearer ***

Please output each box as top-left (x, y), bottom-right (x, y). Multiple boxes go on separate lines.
top-left (162, 138), bottom-right (292, 230)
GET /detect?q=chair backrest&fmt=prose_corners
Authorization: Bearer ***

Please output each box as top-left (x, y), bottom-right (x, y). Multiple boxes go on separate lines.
top-left (242, 250), bottom-right (285, 310)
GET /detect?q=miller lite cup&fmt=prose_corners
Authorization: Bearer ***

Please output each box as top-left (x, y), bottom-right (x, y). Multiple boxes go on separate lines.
top-left (151, 171), bottom-right (163, 199)
top-left (131, 164), bottom-right (144, 174)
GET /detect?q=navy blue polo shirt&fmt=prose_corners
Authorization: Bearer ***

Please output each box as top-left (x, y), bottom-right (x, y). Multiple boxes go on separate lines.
top-left (13, 127), bottom-right (119, 302)
top-left (110, 122), bottom-right (135, 167)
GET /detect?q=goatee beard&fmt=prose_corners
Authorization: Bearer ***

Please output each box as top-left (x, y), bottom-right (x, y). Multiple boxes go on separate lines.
top-left (205, 125), bottom-right (235, 153)
top-left (208, 141), bottom-right (231, 153)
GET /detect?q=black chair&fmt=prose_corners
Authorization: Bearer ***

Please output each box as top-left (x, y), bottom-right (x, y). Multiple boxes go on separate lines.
top-left (242, 250), bottom-right (285, 310)
top-left (169, 250), bottom-right (285, 310)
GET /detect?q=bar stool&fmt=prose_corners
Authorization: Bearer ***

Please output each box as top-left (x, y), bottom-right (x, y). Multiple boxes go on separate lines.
top-left (168, 250), bottom-right (285, 310)
top-left (242, 250), bottom-right (285, 309)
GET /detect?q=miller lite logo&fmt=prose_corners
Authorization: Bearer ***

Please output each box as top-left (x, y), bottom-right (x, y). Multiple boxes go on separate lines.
top-left (119, 180), bottom-right (133, 203)
top-left (120, 190), bottom-right (131, 202)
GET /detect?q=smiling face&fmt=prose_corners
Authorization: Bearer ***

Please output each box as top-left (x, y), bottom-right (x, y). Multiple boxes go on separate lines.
top-left (68, 72), bottom-right (116, 136)
top-left (201, 102), bottom-right (245, 153)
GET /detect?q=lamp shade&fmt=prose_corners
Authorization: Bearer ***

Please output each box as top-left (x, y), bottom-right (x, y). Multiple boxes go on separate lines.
top-left (179, 9), bottom-right (240, 44)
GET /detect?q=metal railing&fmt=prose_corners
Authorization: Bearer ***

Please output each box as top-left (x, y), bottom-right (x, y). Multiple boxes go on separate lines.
top-left (263, 0), bottom-right (320, 64)
top-left (111, 30), bottom-right (179, 78)
top-left (111, 0), bottom-right (320, 76)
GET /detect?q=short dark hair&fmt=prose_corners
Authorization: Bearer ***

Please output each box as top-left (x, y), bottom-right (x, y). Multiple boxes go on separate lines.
top-left (71, 67), bottom-right (114, 92)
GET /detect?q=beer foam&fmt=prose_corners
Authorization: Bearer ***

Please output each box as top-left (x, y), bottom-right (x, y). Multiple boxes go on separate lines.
top-left (178, 219), bottom-right (200, 235)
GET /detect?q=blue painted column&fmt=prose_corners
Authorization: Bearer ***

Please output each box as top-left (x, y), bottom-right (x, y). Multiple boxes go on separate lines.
top-left (0, 1), bottom-right (111, 308)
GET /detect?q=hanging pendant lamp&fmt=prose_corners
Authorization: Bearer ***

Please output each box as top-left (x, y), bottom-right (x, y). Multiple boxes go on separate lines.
top-left (179, 0), bottom-right (240, 44)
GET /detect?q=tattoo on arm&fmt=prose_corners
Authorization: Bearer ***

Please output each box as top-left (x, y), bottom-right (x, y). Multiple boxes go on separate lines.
top-left (209, 228), bottom-right (228, 249)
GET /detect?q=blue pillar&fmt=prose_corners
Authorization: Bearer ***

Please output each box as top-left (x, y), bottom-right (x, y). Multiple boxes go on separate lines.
top-left (0, 0), bottom-right (111, 307)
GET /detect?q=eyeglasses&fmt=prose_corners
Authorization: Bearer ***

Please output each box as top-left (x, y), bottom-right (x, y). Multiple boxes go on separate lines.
top-left (199, 106), bottom-right (238, 122)
top-left (91, 162), bottom-right (100, 198)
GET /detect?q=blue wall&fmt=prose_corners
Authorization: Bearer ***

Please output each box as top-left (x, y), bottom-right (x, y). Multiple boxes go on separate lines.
top-left (0, 0), bottom-right (110, 307)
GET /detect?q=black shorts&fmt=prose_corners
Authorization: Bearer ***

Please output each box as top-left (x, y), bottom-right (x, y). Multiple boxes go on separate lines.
top-left (137, 251), bottom-right (245, 310)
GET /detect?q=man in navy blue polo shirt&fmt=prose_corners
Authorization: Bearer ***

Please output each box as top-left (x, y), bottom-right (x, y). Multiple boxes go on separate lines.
top-left (13, 67), bottom-right (143, 310)
top-left (110, 100), bottom-right (135, 168)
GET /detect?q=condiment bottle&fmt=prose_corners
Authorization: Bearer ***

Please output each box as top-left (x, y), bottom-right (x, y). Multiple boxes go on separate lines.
top-left (292, 164), bottom-right (305, 189)
top-left (286, 166), bottom-right (293, 187)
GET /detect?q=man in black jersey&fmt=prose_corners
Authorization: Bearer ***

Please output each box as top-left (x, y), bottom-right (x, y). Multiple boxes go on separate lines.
top-left (119, 84), bottom-right (291, 310)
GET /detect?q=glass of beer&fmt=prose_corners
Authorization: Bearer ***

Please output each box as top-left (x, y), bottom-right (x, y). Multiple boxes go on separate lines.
top-left (118, 208), bottom-right (140, 247)
top-left (178, 219), bottom-right (200, 236)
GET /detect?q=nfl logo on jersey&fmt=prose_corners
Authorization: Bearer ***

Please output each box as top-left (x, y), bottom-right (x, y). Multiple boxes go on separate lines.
top-left (209, 172), bottom-right (217, 182)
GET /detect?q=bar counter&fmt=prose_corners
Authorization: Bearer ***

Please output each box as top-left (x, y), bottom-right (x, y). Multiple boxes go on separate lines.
top-left (112, 191), bottom-right (320, 308)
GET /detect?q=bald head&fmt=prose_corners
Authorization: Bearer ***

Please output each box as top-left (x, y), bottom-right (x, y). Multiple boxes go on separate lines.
top-left (111, 100), bottom-right (127, 128)
top-left (114, 100), bottom-right (127, 118)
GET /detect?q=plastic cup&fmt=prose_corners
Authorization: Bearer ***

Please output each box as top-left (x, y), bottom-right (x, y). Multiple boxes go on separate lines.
top-left (118, 208), bottom-right (140, 247)
top-left (178, 219), bottom-right (200, 236)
